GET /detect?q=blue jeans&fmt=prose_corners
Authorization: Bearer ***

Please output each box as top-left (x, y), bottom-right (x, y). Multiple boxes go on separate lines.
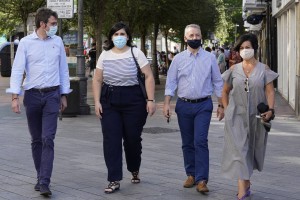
top-left (175, 98), bottom-right (213, 183)
top-left (23, 88), bottom-right (60, 186)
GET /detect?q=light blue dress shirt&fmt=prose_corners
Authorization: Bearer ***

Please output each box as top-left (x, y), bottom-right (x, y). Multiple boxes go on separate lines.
top-left (6, 31), bottom-right (71, 95)
top-left (165, 48), bottom-right (223, 99)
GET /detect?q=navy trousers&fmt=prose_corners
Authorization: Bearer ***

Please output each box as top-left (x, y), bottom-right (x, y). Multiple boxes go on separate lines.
top-left (23, 88), bottom-right (60, 186)
top-left (100, 84), bottom-right (147, 182)
top-left (175, 98), bottom-right (213, 183)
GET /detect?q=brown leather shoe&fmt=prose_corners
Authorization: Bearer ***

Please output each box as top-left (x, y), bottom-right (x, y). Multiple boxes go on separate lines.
top-left (183, 176), bottom-right (195, 188)
top-left (196, 181), bottom-right (209, 193)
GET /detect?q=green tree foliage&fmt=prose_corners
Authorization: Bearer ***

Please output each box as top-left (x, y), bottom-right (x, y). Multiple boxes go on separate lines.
top-left (222, 0), bottom-right (244, 45)
top-left (0, 0), bottom-right (45, 36)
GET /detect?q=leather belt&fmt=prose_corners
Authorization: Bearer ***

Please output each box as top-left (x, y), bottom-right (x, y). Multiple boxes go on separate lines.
top-left (28, 86), bottom-right (59, 93)
top-left (179, 96), bottom-right (211, 103)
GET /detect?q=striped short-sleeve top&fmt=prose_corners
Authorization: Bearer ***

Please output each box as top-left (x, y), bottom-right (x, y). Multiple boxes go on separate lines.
top-left (96, 47), bottom-right (149, 86)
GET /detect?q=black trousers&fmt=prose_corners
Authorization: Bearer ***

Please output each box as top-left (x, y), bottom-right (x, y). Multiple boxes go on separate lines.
top-left (100, 84), bottom-right (147, 181)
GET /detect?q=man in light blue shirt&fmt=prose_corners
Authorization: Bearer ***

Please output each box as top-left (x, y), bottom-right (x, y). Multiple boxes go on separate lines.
top-left (6, 8), bottom-right (71, 196)
top-left (163, 24), bottom-right (224, 194)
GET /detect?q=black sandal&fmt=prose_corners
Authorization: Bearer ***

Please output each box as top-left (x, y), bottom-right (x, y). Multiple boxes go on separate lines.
top-left (104, 181), bottom-right (120, 194)
top-left (131, 171), bottom-right (140, 184)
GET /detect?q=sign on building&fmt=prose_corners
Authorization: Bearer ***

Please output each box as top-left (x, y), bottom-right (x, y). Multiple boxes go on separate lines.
top-left (47, 0), bottom-right (74, 19)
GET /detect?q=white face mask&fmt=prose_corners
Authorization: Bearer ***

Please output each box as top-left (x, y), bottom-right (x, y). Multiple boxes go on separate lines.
top-left (240, 49), bottom-right (254, 60)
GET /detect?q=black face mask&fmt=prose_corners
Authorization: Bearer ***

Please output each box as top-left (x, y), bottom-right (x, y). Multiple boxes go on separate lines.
top-left (187, 39), bottom-right (202, 49)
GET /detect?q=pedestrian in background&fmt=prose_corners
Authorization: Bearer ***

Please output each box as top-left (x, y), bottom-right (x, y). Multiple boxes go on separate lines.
top-left (92, 22), bottom-right (156, 194)
top-left (217, 48), bottom-right (226, 73)
top-left (88, 42), bottom-right (96, 77)
top-left (6, 8), bottom-right (71, 196)
top-left (221, 33), bottom-right (278, 200)
top-left (229, 48), bottom-right (242, 67)
top-left (163, 24), bottom-right (224, 194)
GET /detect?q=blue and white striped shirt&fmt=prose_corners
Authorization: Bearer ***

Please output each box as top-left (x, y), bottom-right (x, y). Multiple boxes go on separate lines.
top-left (96, 47), bottom-right (149, 86)
top-left (6, 31), bottom-right (71, 95)
top-left (165, 48), bottom-right (223, 99)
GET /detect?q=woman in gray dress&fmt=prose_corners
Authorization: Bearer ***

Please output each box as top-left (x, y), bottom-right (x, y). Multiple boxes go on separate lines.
top-left (221, 33), bottom-right (278, 200)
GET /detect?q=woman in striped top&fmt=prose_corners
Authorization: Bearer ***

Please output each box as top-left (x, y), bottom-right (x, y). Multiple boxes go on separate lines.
top-left (92, 22), bottom-right (156, 194)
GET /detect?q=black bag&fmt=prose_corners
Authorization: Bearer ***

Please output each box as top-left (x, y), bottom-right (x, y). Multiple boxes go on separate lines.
top-left (131, 47), bottom-right (148, 99)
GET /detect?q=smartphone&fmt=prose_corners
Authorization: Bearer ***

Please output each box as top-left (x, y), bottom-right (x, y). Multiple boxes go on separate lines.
top-left (167, 110), bottom-right (170, 123)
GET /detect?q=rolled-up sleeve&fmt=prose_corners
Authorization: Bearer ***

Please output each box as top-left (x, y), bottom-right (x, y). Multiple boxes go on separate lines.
top-left (211, 56), bottom-right (223, 97)
top-left (6, 41), bottom-right (26, 94)
top-left (59, 39), bottom-right (72, 94)
top-left (164, 57), bottom-right (178, 97)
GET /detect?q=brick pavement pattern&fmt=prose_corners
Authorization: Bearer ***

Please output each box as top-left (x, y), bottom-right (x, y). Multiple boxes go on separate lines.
top-left (0, 76), bottom-right (299, 200)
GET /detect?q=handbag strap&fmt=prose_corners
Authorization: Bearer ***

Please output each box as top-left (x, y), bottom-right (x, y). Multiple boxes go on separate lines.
top-left (131, 47), bottom-right (142, 75)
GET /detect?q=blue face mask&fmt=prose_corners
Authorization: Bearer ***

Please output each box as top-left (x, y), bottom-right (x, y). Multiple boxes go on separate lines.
top-left (113, 36), bottom-right (127, 49)
top-left (46, 25), bottom-right (57, 37)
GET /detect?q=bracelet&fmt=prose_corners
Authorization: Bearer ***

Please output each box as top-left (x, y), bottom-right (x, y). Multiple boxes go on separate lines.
top-left (12, 97), bottom-right (19, 101)
top-left (269, 108), bottom-right (275, 115)
top-left (147, 99), bottom-right (155, 103)
top-left (218, 104), bottom-right (224, 108)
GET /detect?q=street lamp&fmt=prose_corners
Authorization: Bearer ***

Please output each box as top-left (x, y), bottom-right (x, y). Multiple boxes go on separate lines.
top-left (76, 0), bottom-right (90, 114)
top-left (234, 24), bottom-right (239, 43)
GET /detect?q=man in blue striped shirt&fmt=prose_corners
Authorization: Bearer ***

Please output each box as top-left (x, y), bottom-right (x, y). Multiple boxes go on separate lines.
top-left (6, 8), bottom-right (71, 196)
top-left (163, 24), bottom-right (224, 194)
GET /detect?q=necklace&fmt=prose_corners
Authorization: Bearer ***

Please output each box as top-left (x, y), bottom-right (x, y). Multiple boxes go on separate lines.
top-left (242, 60), bottom-right (257, 75)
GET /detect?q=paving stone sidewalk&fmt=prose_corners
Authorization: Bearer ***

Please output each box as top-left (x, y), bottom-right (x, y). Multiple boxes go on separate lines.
top-left (0, 76), bottom-right (299, 200)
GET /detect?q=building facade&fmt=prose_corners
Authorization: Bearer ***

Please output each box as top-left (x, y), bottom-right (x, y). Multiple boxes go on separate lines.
top-left (273, 0), bottom-right (300, 117)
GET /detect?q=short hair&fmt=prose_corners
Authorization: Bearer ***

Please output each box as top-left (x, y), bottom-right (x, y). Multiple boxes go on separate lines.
top-left (35, 8), bottom-right (58, 28)
top-left (103, 22), bottom-right (133, 51)
top-left (234, 33), bottom-right (258, 55)
top-left (184, 24), bottom-right (201, 36)
top-left (205, 47), bottom-right (212, 52)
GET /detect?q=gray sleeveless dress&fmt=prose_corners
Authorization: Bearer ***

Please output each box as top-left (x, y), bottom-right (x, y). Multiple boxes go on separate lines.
top-left (221, 62), bottom-right (278, 180)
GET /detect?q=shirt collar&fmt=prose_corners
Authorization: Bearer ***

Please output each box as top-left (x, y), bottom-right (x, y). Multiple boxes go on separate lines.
top-left (31, 30), bottom-right (53, 39)
top-left (186, 47), bottom-right (202, 57)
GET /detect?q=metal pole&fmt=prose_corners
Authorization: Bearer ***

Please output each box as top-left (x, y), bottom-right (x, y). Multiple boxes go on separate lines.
top-left (58, 18), bottom-right (62, 38)
top-left (76, 0), bottom-right (90, 114)
top-left (234, 25), bottom-right (238, 43)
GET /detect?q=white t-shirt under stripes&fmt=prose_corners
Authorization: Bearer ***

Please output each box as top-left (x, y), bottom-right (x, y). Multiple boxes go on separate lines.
top-left (96, 47), bottom-right (149, 86)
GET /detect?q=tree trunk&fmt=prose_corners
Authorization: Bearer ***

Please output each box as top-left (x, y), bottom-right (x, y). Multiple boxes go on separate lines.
top-left (164, 29), bottom-right (169, 68)
top-left (152, 23), bottom-right (160, 85)
top-left (140, 31), bottom-right (146, 55)
top-left (23, 19), bottom-right (27, 36)
top-left (95, 0), bottom-right (105, 58)
top-left (140, 26), bottom-right (147, 62)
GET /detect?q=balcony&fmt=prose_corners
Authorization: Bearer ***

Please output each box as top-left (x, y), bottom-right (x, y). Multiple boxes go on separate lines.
top-left (243, 0), bottom-right (267, 13)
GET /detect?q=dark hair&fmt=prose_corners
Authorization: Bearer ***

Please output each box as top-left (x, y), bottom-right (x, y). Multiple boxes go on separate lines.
top-left (103, 22), bottom-right (132, 51)
top-left (35, 8), bottom-right (58, 28)
top-left (234, 33), bottom-right (258, 55)
top-left (205, 46), bottom-right (211, 52)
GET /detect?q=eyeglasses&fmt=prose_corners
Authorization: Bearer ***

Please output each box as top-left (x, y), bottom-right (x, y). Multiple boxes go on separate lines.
top-left (244, 78), bottom-right (249, 93)
top-left (45, 21), bottom-right (58, 26)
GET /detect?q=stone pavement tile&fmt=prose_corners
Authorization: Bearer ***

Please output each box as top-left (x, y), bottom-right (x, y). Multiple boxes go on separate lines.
top-left (51, 185), bottom-right (103, 199)
top-left (0, 190), bottom-right (30, 200)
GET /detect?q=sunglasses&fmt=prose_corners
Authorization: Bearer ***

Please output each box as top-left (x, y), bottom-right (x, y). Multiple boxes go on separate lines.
top-left (244, 78), bottom-right (250, 93)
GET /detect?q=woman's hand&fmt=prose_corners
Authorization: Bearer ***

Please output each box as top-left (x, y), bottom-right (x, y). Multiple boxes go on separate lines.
top-left (147, 101), bottom-right (156, 116)
top-left (261, 110), bottom-right (273, 122)
top-left (95, 101), bottom-right (103, 119)
top-left (217, 107), bottom-right (224, 121)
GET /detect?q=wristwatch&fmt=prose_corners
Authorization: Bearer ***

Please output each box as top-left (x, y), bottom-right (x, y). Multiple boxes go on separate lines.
top-left (147, 99), bottom-right (155, 103)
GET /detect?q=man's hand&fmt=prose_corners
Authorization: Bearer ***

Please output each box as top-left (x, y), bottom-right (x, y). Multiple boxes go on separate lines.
top-left (11, 98), bottom-right (21, 114)
top-left (60, 96), bottom-right (67, 112)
